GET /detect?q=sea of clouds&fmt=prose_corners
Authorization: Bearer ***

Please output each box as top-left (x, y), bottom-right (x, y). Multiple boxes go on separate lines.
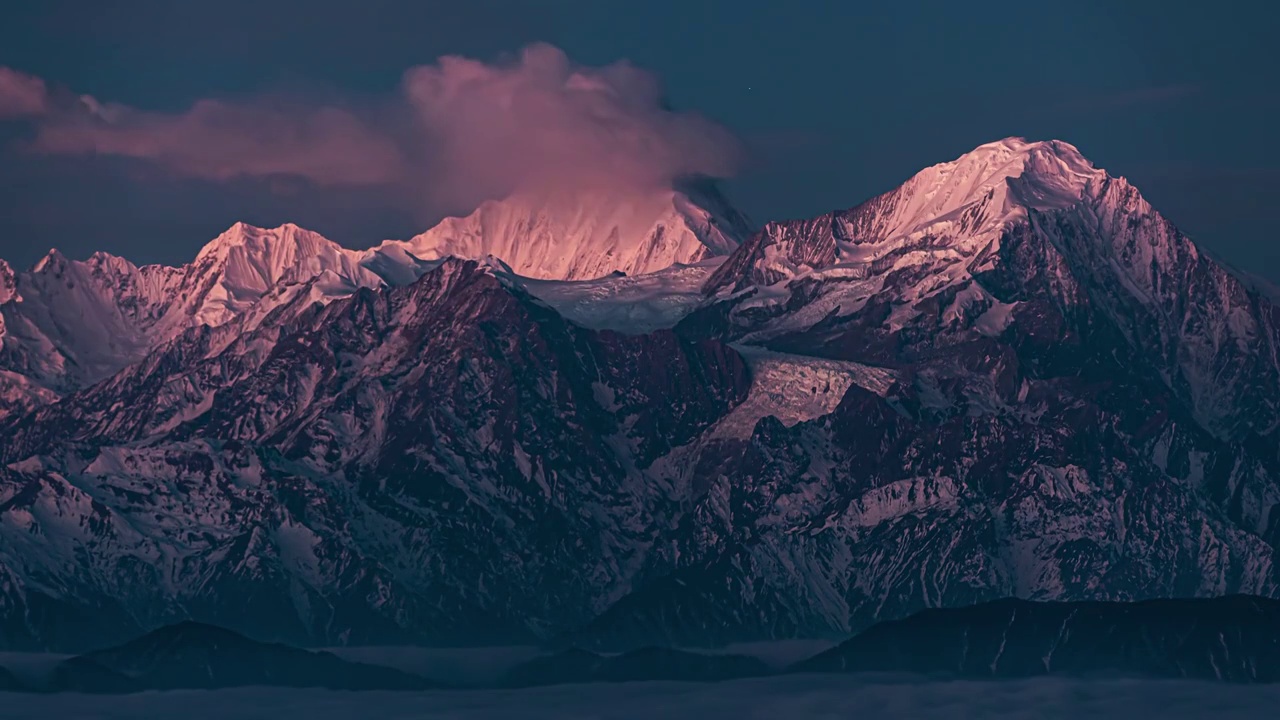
top-left (3, 674), bottom-right (1277, 720)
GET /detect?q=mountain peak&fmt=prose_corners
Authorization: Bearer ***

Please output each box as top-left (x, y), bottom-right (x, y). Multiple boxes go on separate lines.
top-left (31, 247), bottom-right (68, 274)
top-left (963, 136), bottom-right (1088, 161)
top-left (704, 137), bottom-right (1115, 296)
top-left (181, 221), bottom-right (383, 328)
top-left (949, 137), bottom-right (1094, 174)
top-left (887, 137), bottom-right (1103, 237)
top-left (196, 222), bottom-right (330, 263)
top-left (400, 184), bottom-right (749, 281)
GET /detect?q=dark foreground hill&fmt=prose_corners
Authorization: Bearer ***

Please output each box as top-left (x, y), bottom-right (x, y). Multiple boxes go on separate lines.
top-left (0, 664), bottom-right (25, 691)
top-left (40, 621), bottom-right (438, 692)
top-left (795, 595), bottom-right (1280, 682)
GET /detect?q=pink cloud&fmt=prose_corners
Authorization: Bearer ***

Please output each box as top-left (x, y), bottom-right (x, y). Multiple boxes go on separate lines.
top-left (5, 44), bottom-right (741, 210)
top-left (404, 43), bottom-right (742, 210)
top-left (0, 67), bottom-right (49, 118)
top-left (33, 96), bottom-right (404, 187)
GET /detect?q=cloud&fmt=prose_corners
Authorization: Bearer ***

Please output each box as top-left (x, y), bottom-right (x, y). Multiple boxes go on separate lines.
top-left (403, 43), bottom-right (742, 210)
top-left (32, 97), bottom-right (404, 186)
top-left (1, 675), bottom-right (1276, 719)
top-left (2, 44), bottom-right (741, 213)
top-left (0, 67), bottom-right (49, 118)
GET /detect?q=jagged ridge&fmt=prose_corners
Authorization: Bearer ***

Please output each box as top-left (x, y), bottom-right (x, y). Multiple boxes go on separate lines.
top-left (2, 138), bottom-right (1280, 653)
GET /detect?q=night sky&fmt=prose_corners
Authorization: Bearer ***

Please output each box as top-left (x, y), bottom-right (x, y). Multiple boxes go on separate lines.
top-left (1, 0), bottom-right (1276, 278)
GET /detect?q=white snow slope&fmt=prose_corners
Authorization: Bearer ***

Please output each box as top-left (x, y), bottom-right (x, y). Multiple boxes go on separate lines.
top-left (0, 186), bottom-right (747, 414)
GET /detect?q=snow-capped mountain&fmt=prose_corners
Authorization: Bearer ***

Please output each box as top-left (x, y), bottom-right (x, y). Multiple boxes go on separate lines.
top-left (3, 139), bottom-right (1280, 652)
top-left (396, 180), bottom-right (750, 280)
top-left (0, 225), bottom-right (367, 419)
top-left (0, 249), bottom-right (177, 418)
top-left (0, 183), bottom-right (747, 420)
top-left (699, 137), bottom-right (1280, 439)
top-left (174, 222), bottom-right (384, 329)
top-left (0, 257), bottom-right (750, 650)
top-left (584, 137), bottom-right (1280, 646)
top-left (705, 137), bottom-right (1098, 294)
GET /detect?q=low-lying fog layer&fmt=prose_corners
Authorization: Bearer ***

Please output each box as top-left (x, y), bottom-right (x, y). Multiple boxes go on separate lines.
top-left (3, 675), bottom-right (1279, 719)
top-left (323, 640), bottom-right (837, 685)
top-left (322, 646), bottom-right (545, 686)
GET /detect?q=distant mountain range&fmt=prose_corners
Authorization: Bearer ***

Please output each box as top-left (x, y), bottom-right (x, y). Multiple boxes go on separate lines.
top-left (2, 137), bottom-right (1280, 653)
top-left (0, 179), bottom-right (748, 417)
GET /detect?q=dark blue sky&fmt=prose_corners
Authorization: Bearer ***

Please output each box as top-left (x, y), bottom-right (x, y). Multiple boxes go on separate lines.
top-left (1, 0), bottom-right (1276, 276)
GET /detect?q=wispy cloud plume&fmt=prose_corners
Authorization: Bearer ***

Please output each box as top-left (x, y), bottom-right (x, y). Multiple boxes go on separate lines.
top-left (33, 98), bottom-right (404, 186)
top-left (403, 43), bottom-right (741, 210)
top-left (0, 67), bottom-right (48, 118)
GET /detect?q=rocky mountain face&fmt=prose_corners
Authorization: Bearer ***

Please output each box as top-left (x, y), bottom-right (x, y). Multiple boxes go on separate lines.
top-left (576, 138), bottom-right (1280, 647)
top-left (2, 139), bottom-right (1280, 652)
top-left (0, 258), bottom-right (749, 650)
